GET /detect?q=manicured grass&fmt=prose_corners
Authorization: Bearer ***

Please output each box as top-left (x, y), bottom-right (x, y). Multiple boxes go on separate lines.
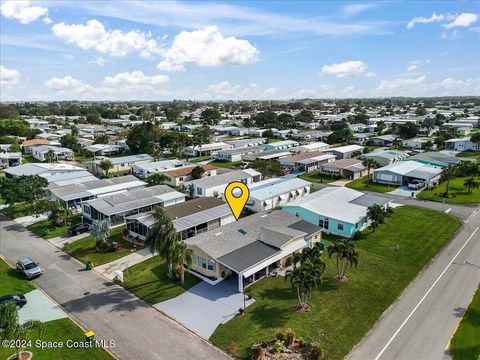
top-left (27, 214), bottom-right (82, 239)
top-left (299, 171), bottom-right (337, 184)
top-left (0, 203), bottom-right (32, 218)
top-left (64, 226), bottom-right (139, 266)
top-left (0, 259), bottom-right (112, 360)
top-left (190, 156), bottom-right (211, 163)
top-left (346, 174), bottom-right (395, 193)
top-left (267, 138), bottom-right (282, 143)
top-left (123, 256), bottom-right (201, 304)
top-left (210, 160), bottom-right (242, 169)
top-left (417, 177), bottom-right (480, 204)
top-left (21, 155), bottom-right (41, 164)
top-left (74, 153), bottom-right (95, 163)
top-left (450, 286), bottom-right (480, 360)
top-left (211, 206), bottom-right (462, 359)
top-left (456, 151), bottom-right (480, 161)
top-left (0, 258), bottom-right (35, 296)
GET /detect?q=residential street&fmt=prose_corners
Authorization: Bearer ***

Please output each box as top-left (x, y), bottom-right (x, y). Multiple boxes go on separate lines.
top-left (0, 215), bottom-right (230, 360)
top-left (347, 206), bottom-right (480, 360)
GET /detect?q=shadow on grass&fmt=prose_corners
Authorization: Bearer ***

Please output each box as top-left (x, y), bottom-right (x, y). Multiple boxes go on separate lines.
top-left (249, 304), bottom-right (293, 329)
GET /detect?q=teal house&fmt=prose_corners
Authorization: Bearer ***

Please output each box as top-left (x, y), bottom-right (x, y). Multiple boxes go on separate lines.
top-left (283, 187), bottom-right (391, 238)
top-left (262, 140), bottom-right (299, 151)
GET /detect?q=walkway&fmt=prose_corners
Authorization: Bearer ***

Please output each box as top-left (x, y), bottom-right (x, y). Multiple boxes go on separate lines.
top-left (94, 247), bottom-right (154, 280)
top-left (0, 216), bottom-right (230, 360)
top-left (14, 214), bottom-right (48, 227)
top-left (48, 232), bottom-right (90, 248)
top-left (155, 277), bottom-right (254, 338)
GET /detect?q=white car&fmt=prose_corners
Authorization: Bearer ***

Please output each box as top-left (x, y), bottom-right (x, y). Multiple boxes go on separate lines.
top-left (408, 180), bottom-right (425, 190)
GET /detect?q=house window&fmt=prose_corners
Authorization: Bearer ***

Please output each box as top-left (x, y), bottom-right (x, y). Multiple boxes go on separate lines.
top-left (207, 262), bottom-right (216, 271)
top-left (337, 223), bottom-right (344, 231)
top-left (197, 187), bottom-right (203, 195)
top-left (319, 218), bottom-right (329, 230)
top-left (179, 177), bottom-right (184, 181)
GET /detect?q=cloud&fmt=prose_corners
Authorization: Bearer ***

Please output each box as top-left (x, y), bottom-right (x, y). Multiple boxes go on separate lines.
top-left (407, 64), bottom-right (418, 72)
top-left (365, 72), bottom-right (378, 78)
top-left (263, 87), bottom-right (279, 97)
top-left (443, 13), bottom-right (478, 29)
top-left (0, 65), bottom-right (21, 85)
top-left (88, 57), bottom-right (106, 66)
top-left (376, 76), bottom-right (429, 95)
top-left (44, 76), bottom-right (92, 92)
top-left (1, 0), bottom-right (48, 24)
top-left (320, 60), bottom-right (366, 78)
top-left (206, 81), bottom-right (260, 99)
top-left (342, 3), bottom-right (378, 17)
top-left (158, 26), bottom-right (259, 71)
top-left (104, 71), bottom-right (169, 86)
top-left (51, 19), bottom-right (162, 58)
top-left (208, 81), bottom-right (242, 95)
top-left (440, 77), bottom-right (480, 94)
top-left (407, 13), bottom-right (445, 29)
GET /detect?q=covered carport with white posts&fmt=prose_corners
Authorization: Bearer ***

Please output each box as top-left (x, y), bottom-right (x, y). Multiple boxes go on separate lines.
top-left (217, 237), bottom-right (308, 292)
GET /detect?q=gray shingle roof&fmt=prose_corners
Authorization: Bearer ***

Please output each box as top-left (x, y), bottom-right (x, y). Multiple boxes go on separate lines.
top-left (217, 241), bottom-right (279, 273)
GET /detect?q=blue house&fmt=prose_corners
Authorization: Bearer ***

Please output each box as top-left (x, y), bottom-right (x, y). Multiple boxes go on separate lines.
top-left (283, 187), bottom-right (391, 238)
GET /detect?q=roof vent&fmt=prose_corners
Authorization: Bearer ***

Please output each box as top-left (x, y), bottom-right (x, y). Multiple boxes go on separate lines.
top-left (238, 229), bottom-right (247, 235)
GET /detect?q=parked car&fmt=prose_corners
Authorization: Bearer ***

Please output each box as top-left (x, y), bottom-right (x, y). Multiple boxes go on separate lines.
top-left (408, 179), bottom-right (425, 190)
top-left (69, 222), bottom-right (90, 236)
top-left (0, 294), bottom-right (27, 307)
top-left (16, 257), bottom-right (43, 279)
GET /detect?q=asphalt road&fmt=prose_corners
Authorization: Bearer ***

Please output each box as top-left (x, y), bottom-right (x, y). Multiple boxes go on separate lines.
top-left (347, 206), bottom-right (480, 360)
top-left (0, 216), bottom-right (229, 360)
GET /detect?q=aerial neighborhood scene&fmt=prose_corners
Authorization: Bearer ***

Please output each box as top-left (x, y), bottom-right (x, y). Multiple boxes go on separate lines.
top-left (1, 1), bottom-right (480, 360)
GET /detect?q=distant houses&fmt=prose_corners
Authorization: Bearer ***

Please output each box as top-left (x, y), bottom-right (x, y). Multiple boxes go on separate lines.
top-left (32, 145), bottom-right (74, 162)
top-left (84, 154), bottom-right (153, 175)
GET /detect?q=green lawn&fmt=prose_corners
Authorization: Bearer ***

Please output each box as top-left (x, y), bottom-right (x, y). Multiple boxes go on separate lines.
top-left (0, 259), bottom-right (112, 360)
top-left (27, 214), bottom-right (82, 239)
top-left (299, 171), bottom-right (337, 184)
top-left (450, 286), bottom-right (480, 360)
top-left (417, 177), bottom-right (480, 204)
top-left (210, 160), bottom-right (242, 169)
top-left (189, 156), bottom-right (211, 163)
top-left (122, 256), bottom-right (201, 304)
top-left (346, 174), bottom-right (395, 193)
top-left (0, 203), bottom-right (32, 218)
top-left (64, 226), bottom-right (139, 266)
top-left (267, 138), bottom-right (282, 143)
top-left (211, 206), bottom-right (462, 359)
top-left (21, 155), bottom-right (41, 164)
top-left (456, 151), bottom-right (480, 162)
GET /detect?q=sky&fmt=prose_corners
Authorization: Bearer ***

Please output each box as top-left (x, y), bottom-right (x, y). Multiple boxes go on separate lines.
top-left (0, 0), bottom-right (479, 101)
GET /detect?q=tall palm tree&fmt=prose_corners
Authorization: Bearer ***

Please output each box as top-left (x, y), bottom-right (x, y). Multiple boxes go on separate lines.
top-left (362, 158), bottom-right (379, 185)
top-left (442, 165), bottom-right (458, 197)
top-left (45, 149), bottom-right (55, 164)
top-left (90, 219), bottom-right (111, 252)
top-left (146, 173), bottom-right (169, 187)
top-left (464, 177), bottom-right (479, 193)
top-left (145, 206), bottom-right (178, 278)
top-left (171, 240), bottom-right (193, 284)
top-left (285, 258), bottom-right (325, 311)
top-left (327, 238), bottom-right (359, 281)
top-left (366, 204), bottom-right (386, 232)
top-left (99, 159), bottom-right (114, 177)
top-left (0, 302), bottom-right (44, 360)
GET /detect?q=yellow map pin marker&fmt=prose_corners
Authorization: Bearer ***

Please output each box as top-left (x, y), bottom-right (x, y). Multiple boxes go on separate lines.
top-left (224, 181), bottom-right (250, 220)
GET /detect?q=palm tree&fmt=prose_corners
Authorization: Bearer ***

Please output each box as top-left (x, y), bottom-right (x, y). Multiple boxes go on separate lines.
top-left (470, 132), bottom-right (480, 152)
top-left (145, 206), bottom-right (178, 278)
top-left (90, 219), bottom-right (111, 252)
top-left (171, 240), bottom-right (193, 284)
top-left (48, 201), bottom-right (72, 227)
top-left (146, 173), bottom-right (169, 187)
top-left (327, 238), bottom-right (358, 281)
top-left (442, 165), bottom-right (458, 197)
top-left (285, 258), bottom-right (325, 311)
top-left (0, 302), bottom-right (44, 360)
top-left (366, 204), bottom-right (391, 232)
top-left (362, 158), bottom-right (379, 185)
top-left (99, 159), bottom-right (114, 177)
top-left (45, 149), bottom-right (55, 164)
top-left (464, 177), bottom-right (479, 193)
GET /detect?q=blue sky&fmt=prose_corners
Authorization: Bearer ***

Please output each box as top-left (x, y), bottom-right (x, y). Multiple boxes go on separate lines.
top-left (1, 0), bottom-right (479, 101)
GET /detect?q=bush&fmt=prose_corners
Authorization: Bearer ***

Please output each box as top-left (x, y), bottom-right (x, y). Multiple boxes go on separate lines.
top-left (275, 330), bottom-right (286, 342)
top-left (285, 256), bottom-right (293, 267)
top-left (352, 231), bottom-right (362, 241)
top-left (273, 340), bottom-right (286, 353)
top-left (250, 343), bottom-right (266, 360)
top-left (285, 328), bottom-right (295, 347)
top-left (309, 341), bottom-right (323, 360)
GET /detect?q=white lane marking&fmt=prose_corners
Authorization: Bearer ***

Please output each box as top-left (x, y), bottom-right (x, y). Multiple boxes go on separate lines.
top-left (465, 205), bottom-right (480, 223)
top-left (374, 226), bottom-right (479, 360)
top-left (445, 208), bottom-right (451, 214)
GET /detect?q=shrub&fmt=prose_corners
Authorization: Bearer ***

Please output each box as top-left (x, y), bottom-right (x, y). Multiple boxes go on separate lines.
top-left (250, 343), bottom-right (266, 360)
top-left (352, 231), bottom-right (362, 240)
top-left (273, 340), bottom-right (286, 353)
top-left (276, 330), bottom-right (286, 342)
top-left (285, 328), bottom-right (295, 347)
top-left (285, 256), bottom-right (293, 266)
top-left (309, 341), bottom-right (323, 360)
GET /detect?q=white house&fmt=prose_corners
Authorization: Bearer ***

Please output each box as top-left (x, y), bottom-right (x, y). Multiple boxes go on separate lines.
top-left (245, 177), bottom-right (312, 212)
top-left (32, 145), bottom-right (74, 162)
top-left (183, 169), bottom-right (261, 198)
top-left (184, 142), bottom-right (233, 157)
top-left (445, 137), bottom-right (478, 152)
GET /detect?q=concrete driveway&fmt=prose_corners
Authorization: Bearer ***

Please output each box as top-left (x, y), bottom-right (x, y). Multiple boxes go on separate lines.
top-left (155, 277), bottom-right (254, 338)
top-left (388, 185), bottom-right (421, 198)
top-left (18, 289), bottom-right (67, 324)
